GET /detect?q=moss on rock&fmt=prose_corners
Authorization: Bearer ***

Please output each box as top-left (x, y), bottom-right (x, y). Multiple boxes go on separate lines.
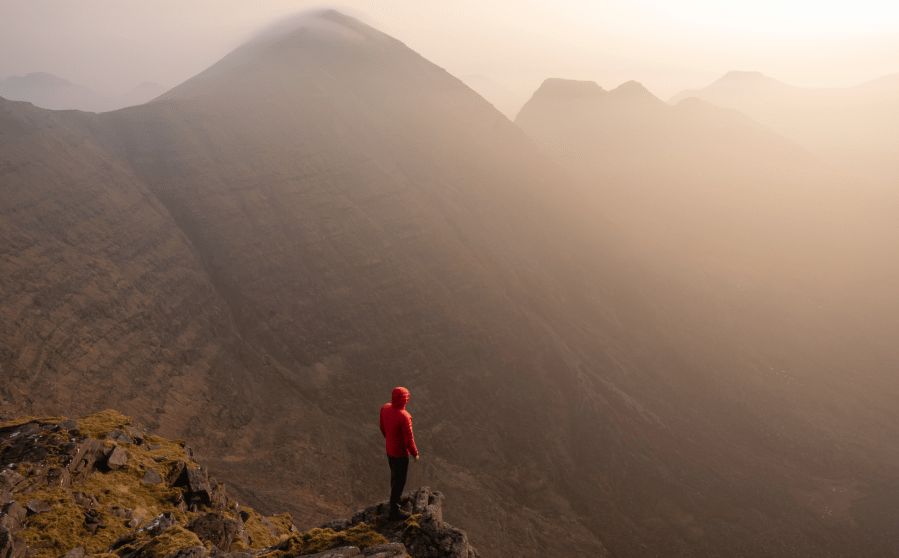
top-left (242, 509), bottom-right (280, 549)
top-left (267, 513), bottom-right (293, 537)
top-left (136, 526), bottom-right (202, 558)
top-left (258, 523), bottom-right (388, 558)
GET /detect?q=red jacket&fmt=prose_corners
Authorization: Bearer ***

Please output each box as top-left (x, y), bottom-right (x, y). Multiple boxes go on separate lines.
top-left (380, 387), bottom-right (418, 457)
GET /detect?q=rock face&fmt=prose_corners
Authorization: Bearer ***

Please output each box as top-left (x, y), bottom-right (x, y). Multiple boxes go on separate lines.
top-left (0, 412), bottom-right (477, 558)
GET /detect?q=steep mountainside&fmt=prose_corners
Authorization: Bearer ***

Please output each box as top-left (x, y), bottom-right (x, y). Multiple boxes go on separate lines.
top-left (669, 70), bottom-right (899, 188)
top-left (516, 75), bottom-right (899, 553)
top-left (3, 11), bottom-right (899, 558)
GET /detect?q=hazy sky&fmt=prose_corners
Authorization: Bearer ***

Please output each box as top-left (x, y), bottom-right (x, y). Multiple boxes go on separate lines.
top-left (2, 0), bottom-right (897, 102)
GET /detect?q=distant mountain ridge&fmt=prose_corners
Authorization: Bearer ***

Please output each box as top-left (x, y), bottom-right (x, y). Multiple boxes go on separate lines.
top-left (0, 72), bottom-right (167, 112)
top-left (669, 70), bottom-right (899, 187)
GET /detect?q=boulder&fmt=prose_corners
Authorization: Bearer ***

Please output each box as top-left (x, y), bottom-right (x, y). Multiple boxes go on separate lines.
top-left (72, 492), bottom-right (100, 510)
top-left (25, 500), bottom-right (51, 515)
top-left (161, 547), bottom-right (206, 558)
top-left (47, 467), bottom-right (71, 488)
top-left (124, 425), bottom-right (145, 445)
top-left (0, 502), bottom-right (25, 535)
top-left (167, 461), bottom-right (186, 487)
top-left (55, 420), bottom-right (79, 433)
top-left (361, 543), bottom-right (407, 558)
top-left (108, 431), bottom-right (134, 445)
top-left (142, 469), bottom-right (163, 485)
top-left (0, 471), bottom-right (26, 494)
top-left (106, 446), bottom-right (129, 470)
top-left (83, 509), bottom-right (105, 535)
top-left (110, 513), bottom-right (179, 551)
top-left (110, 506), bottom-right (134, 520)
top-left (186, 514), bottom-right (241, 552)
top-left (301, 547), bottom-right (360, 558)
top-left (320, 518), bottom-right (351, 531)
top-left (0, 525), bottom-right (26, 558)
top-left (65, 440), bottom-right (91, 472)
top-left (62, 547), bottom-right (85, 558)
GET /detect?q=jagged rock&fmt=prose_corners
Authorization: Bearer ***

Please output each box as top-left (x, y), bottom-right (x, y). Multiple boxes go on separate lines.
top-left (258, 515), bottom-right (279, 537)
top-left (0, 471), bottom-right (26, 494)
top-left (110, 506), bottom-right (134, 520)
top-left (161, 547), bottom-right (206, 558)
top-left (47, 467), bottom-right (71, 488)
top-left (106, 446), bottom-right (129, 470)
top-left (186, 514), bottom-right (241, 552)
top-left (24, 500), bottom-right (51, 515)
top-left (399, 488), bottom-right (473, 558)
top-left (167, 461), bottom-right (187, 487)
top-left (320, 518), bottom-right (351, 531)
top-left (64, 441), bottom-right (90, 472)
top-left (72, 492), bottom-right (100, 510)
top-left (55, 420), bottom-right (79, 433)
top-left (124, 425), bottom-right (145, 445)
top-left (128, 516), bottom-right (145, 529)
top-left (0, 502), bottom-right (25, 535)
top-left (361, 543), bottom-right (406, 557)
top-left (0, 525), bottom-right (27, 558)
top-left (83, 509), bottom-right (106, 535)
top-left (108, 431), bottom-right (134, 445)
top-left (110, 512), bottom-right (178, 551)
top-left (142, 469), bottom-right (163, 485)
top-left (302, 547), bottom-right (361, 558)
top-left (62, 547), bottom-right (85, 558)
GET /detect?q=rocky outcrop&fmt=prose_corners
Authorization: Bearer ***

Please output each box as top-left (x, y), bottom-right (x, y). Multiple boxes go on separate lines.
top-left (0, 412), bottom-right (477, 558)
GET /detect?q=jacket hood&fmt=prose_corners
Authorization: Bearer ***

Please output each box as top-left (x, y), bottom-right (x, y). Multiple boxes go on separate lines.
top-left (391, 387), bottom-right (409, 410)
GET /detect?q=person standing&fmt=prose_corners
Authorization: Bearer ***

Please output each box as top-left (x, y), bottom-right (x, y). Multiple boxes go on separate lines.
top-left (379, 386), bottom-right (419, 520)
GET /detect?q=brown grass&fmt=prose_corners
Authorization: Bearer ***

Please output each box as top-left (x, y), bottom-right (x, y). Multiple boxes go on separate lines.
top-left (257, 524), bottom-right (388, 558)
top-left (0, 416), bottom-right (66, 430)
top-left (77, 410), bottom-right (132, 439)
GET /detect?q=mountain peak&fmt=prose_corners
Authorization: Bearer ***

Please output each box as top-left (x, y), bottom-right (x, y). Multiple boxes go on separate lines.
top-left (719, 70), bottom-right (767, 82)
top-left (248, 9), bottom-right (377, 45)
top-left (4, 72), bottom-right (73, 88)
top-left (533, 78), bottom-right (605, 100)
top-left (609, 80), bottom-right (656, 98)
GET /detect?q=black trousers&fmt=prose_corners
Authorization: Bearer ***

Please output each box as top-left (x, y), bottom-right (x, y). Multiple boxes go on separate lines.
top-left (387, 453), bottom-right (409, 512)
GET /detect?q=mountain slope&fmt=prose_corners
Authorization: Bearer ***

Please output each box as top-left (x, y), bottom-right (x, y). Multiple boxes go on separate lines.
top-left (516, 75), bottom-right (899, 550)
top-left (3, 12), bottom-right (899, 558)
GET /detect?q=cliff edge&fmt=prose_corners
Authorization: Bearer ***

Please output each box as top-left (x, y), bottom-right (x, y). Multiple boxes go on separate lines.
top-left (0, 411), bottom-right (478, 558)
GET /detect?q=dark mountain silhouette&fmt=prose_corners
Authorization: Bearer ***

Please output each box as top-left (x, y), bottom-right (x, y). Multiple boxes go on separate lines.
top-left (3, 11), bottom-right (899, 557)
top-left (0, 72), bottom-right (166, 112)
top-left (669, 70), bottom-right (899, 188)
